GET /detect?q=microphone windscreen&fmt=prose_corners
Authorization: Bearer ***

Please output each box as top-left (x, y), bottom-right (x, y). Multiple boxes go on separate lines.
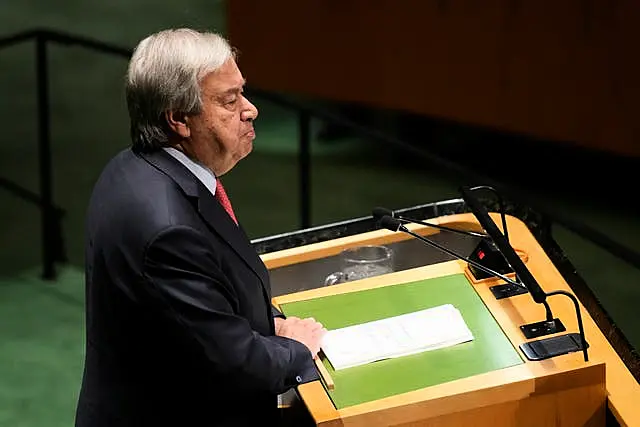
top-left (372, 207), bottom-right (393, 219)
top-left (379, 215), bottom-right (402, 232)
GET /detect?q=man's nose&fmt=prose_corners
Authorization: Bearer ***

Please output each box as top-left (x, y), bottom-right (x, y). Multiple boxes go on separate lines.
top-left (241, 97), bottom-right (259, 122)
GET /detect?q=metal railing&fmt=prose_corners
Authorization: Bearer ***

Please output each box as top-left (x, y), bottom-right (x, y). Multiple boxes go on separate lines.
top-left (1, 28), bottom-right (639, 282)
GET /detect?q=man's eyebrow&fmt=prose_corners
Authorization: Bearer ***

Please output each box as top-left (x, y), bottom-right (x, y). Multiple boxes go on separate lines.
top-left (221, 79), bottom-right (247, 95)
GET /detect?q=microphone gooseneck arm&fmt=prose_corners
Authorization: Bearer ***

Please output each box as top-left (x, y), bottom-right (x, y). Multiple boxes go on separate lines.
top-left (401, 225), bottom-right (523, 288)
top-left (379, 215), bottom-right (523, 288)
top-left (397, 216), bottom-right (488, 238)
top-left (372, 206), bottom-right (488, 238)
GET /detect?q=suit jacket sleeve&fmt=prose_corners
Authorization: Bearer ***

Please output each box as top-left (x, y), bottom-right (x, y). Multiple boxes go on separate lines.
top-left (271, 305), bottom-right (285, 319)
top-left (142, 225), bottom-right (318, 394)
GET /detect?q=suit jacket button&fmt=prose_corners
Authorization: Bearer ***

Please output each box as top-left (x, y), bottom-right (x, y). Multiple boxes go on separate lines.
top-left (295, 375), bottom-right (302, 383)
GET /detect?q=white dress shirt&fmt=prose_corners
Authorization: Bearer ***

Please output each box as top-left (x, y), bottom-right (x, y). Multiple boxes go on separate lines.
top-left (163, 147), bottom-right (217, 197)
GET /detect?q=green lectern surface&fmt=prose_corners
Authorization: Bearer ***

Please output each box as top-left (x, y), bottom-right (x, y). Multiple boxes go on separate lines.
top-left (280, 273), bottom-right (523, 409)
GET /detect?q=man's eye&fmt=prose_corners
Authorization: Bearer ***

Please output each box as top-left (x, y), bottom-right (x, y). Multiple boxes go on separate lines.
top-left (226, 98), bottom-right (238, 105)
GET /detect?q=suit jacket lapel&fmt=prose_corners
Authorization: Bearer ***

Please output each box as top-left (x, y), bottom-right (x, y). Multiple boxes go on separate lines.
top-left (196, 188), bottom-right (270, 289)
top-left (139, 149), bottom-right (270, 292)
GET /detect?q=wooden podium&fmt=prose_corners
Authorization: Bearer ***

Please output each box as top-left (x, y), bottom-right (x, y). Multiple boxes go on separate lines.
top-left (262, 213), bottom-right (640, 426)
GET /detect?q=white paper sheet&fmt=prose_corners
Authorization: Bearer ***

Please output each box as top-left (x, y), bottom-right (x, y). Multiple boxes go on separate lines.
top-left (321, 304), bottom-right (474, 370)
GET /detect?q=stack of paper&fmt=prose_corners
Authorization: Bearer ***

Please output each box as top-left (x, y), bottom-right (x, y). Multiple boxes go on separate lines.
top-left (321, 304), bottom-right (474, 371)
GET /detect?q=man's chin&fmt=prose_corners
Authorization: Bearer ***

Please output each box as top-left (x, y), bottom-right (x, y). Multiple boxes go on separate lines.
top-left (242, 136), bottom-right (254, 153)
top-left (235, 141), bottom-right (253, 163)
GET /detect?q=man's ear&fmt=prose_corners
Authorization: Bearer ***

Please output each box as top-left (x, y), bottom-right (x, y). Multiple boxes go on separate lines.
top-left (165, 110), bottom-right (190, 138)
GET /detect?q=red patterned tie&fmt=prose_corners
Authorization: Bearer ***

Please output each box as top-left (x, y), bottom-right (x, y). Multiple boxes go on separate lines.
top-left (215, 179), bottom-right (238, 225)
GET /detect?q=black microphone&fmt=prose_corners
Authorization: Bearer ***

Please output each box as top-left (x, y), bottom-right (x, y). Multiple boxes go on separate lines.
top-left (379, 215), bottom-right (403, 232)
top-left (379, 215), bottom-right (524, 288)
top-left (373, 207), bottom-right (488, 238)
top-left (467, 186), bottom-right (510, 242)
top-left (460, 186), bottom-right (589, 362)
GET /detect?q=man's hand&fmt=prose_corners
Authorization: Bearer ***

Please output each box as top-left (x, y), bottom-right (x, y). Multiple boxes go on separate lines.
top-left (274, 317), bottom-right (326, 358)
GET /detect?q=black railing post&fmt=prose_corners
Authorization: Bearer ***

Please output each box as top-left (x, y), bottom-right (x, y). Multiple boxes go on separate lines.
top-left (35, 32), bottom-right (56, 280)
top-left (298, 111), bottom-right (311, 229)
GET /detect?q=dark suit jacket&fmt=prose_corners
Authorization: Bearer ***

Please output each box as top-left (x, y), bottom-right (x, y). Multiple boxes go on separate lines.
top-left (75, 148), bottom-right (318, 427)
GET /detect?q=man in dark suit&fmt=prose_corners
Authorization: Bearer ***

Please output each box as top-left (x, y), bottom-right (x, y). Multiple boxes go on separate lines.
top-left (75, 28), bottom-right (326, 426)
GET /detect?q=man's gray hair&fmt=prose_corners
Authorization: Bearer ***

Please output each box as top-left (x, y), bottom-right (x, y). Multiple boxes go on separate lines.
top-left (126, 28), bottom-right (234, 151)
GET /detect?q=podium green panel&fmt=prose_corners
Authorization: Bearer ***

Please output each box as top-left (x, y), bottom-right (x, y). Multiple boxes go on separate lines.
top-left (280, 273), bottom-right (523, 409)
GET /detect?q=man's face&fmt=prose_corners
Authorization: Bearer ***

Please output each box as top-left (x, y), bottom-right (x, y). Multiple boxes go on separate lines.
top-left (185, 58), bottom-right (258, 176)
